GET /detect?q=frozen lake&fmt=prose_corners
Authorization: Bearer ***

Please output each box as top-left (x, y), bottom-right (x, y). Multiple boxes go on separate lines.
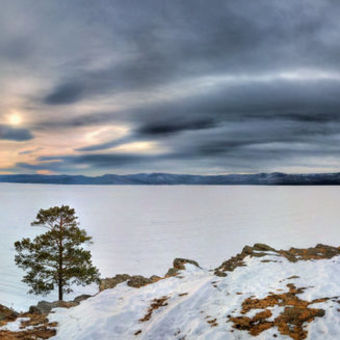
top-left (1, 183), bottom-right (340, 310)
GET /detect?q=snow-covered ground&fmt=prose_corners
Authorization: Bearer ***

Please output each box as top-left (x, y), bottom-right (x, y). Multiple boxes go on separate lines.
top-left (47, 249), bottom-right (340, 340)
top-left (2, 184), bottom-right (340, 311)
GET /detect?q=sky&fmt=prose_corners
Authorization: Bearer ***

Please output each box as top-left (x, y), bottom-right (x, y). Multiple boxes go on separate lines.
top-left (1, 0), bottom-right (340, 175)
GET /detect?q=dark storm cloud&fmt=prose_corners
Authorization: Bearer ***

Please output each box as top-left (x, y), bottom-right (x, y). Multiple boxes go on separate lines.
top-left (40, 78), bottom-right (340, 156)
top-left (38, 78), bottom-right (340, 131)
top-left (15, 161), bottom-right (63, 171)
top-left (45, 83), bottom-right (84, 105)
top-left (41, 0), bottom-right (340, 104)
top-left (38, 153), bottom-right (158, 169)
top-left (137, 118), bottom-right (216, 136)
top-left (0, 125), bottom-right (33, 141)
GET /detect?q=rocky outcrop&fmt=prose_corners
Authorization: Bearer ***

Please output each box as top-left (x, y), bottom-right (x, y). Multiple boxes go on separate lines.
top-left (0, 309), bottom-right (57, 339)
top-left (278, 243), bottom-right (340, 262)
top-left (99, 258), bottom-right (200, 292)
top-left (166, 258), bottom-right (200, 277)
top-left (0, 304), bottom-right (18, 324)
top-left (29, 300), bottom-right (78, 315)
top-left (127, 275), bottom-right (153, 288)
top-left (0, 294), bottom-right (93, 339)
top-left (73, 294), bottom-right (92, 303)
top-left (28, 294), bottom-right (92, 314)
top-left (214, 243), bottom-right (340, 276)
top-left (99, 274), bottom-right (162, 291)
top-left (99, 274), bottom-right (131, 291)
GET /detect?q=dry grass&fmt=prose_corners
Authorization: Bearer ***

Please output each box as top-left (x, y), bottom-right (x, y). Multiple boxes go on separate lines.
top-left (229, 284), bottom-right (328, 340)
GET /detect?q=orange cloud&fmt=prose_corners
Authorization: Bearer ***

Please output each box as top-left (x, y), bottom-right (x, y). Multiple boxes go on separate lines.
top-left (36, 170), bottom-right (54, 175)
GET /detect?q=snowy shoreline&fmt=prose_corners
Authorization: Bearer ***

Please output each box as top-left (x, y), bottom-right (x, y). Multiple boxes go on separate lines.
top-left (2, 243), bottom-right (340, 340)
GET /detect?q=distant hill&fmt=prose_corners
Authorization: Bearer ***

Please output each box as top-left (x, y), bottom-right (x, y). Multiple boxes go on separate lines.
top-left (2, 172), bottom-right (340, 185)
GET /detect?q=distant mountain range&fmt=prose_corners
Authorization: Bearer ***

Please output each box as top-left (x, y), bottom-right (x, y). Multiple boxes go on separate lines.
top-left (3, 172), bottom-right (340, 185)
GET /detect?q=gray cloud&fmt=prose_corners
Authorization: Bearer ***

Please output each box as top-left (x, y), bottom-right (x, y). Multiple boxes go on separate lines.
top-left (3, 0), bottom-right (340, 173)
top-left (75, 118), bottom-right (217, 152)
top-left (137, 118), bottom-right (216, 136)
top-left (76, 136), bottom-right (133, 152)
top-left (0, 125), bottom-right (34, 141)
top-left (15, 161), bottom-right (63, 171)
top-left (38, 78), bottom-right (340, 130)
top-left (44, 83), bottom-right (84, 105)
top-left (38, 153), bottom-right (160, 170)
top-left (40, 0), bottom-right (340, 105)
top-left (18, 147), bottom-right (43, 155)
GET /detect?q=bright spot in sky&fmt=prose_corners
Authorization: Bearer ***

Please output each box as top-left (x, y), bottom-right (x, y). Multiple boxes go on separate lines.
top-left (7, 112), bottom-right (22, 126)
top-left (113, 141), bottom-right (163, 154)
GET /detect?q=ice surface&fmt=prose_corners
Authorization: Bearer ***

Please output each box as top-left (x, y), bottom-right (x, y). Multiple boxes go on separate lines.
top-left (1, 184), bottom-right (340, 310)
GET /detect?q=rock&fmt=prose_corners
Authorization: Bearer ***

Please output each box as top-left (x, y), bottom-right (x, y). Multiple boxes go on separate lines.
top-left (150, 275), bottom-right (162, 282)
top-left (253, 243), bottom-right (276, 252)
top-left (127, 276), bottom-right (153, 288)
top-left (73, 294), bottom-right (92, 303)
top-left (215, 253), bottom-right (247, 274)
top-left (242, 245), bottom-right (253, 255)
top-left (100, 274), bottom-right (158, 291)
top-left (166, 268), bottom-right (178, 277)
top-left (99, 274), bottom-right (131, 291)
top-left (166, 258), bottom-right (201, 277)
top-left (0, 304), bottom-right (18, 322)
top-left (214, 244), bottom-right (276, 275)
top-left (215, 270), bottom-right (227, 277)
top-left (29, 301), bottom-right (52, 314)
top-left (29, 300), bottom-right (79, 314)
top-left (278, 244), bottom-right (340, 262)
top-left (173, 258), bottom-right (200, 270)
top-left (53, 301), bottom-right (78, 309)
top-left (28, 305), bottom-right (41, 314)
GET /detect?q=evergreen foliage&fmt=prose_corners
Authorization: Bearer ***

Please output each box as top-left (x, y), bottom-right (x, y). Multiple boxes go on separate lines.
top-left (14, 205), bottom-right (100, 301)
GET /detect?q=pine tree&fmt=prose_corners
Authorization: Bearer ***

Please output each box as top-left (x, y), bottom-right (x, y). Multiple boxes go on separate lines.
top-left (14, 205), bottom-right (100, 301)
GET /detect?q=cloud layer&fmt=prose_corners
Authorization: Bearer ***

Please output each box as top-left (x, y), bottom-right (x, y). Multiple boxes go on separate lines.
top-left (1, 0), bottom-right (340, 174)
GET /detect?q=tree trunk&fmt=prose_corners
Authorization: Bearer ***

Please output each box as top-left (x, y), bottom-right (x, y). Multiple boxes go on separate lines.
top-left (58, 277), bottom-right (63, 301)
top-left (58, 216), bottom-right (64, 301)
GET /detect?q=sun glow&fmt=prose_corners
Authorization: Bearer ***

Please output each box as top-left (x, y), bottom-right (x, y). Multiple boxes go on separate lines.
top-left (113, 141), bottom-right (163, 154)
top-left (7, 112), bottom-right (23, 126)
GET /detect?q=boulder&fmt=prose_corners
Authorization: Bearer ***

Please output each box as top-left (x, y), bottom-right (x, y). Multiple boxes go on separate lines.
top-left (253, 243), bottom-right (276, 252)
top-left (166, 258), bottom-right (200, 277)
top-left (29, 301), bottom-right (52, 314)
